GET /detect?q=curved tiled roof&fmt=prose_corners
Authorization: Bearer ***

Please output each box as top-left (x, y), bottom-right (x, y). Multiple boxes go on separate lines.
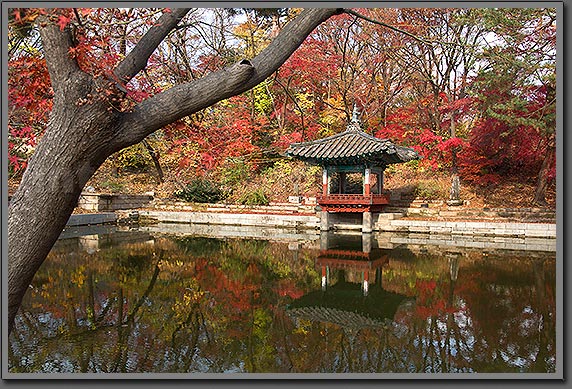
top-left (285, 115), bottom-right (420, 167)
top-left (286, 283), bottom-right (412, 331)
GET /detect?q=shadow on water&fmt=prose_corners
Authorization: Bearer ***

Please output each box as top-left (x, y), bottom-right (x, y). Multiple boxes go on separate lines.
top-left (8, 226), bottom-right (557, 374)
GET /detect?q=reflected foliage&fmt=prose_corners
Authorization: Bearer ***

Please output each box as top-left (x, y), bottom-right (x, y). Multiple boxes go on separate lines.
top-left (9, 232), bottom-right (556, 374)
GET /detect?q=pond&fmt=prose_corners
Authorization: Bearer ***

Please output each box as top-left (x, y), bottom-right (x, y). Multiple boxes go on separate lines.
top-left (8, 224), bottom-right (557, 375)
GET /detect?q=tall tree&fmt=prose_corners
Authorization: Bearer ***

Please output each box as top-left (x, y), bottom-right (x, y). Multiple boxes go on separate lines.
top-left (7, 7), bottom-right (342, 333)
top-left (391, 8), bottom-right (486, 203)
top-left (464, 8), bottom-right (556, 205)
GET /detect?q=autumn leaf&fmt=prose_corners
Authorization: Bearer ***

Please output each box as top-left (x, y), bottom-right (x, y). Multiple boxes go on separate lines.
top-left (57, 15), bottom-right (71, 31)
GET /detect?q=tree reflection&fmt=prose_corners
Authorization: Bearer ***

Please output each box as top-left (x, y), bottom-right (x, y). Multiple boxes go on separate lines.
top-left (8, 231), bottom-right (556, 374)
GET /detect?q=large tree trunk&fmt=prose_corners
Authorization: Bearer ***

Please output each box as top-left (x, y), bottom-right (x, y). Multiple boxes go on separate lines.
top-left (533, 142), bottom-right (555, 206)
top-left (8, 8), bottom-right (341, 334)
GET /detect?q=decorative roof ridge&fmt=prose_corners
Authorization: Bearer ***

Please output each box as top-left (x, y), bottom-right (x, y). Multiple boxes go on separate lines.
top-left (288, 128), bottom-right (391, 148)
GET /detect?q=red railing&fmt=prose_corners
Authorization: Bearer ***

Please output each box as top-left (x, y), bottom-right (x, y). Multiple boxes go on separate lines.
top-left (317, 194), bottom-right (389, 205)
top-left (316, 255), bottom-right (389, 270)
top-left (316, 194), bottom-right (389, 212)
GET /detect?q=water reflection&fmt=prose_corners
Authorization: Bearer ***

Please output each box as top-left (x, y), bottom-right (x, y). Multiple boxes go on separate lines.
top-left (288, 233), bottom-right (411, 331)
top-left (8, 229), bottom-right (556, 374)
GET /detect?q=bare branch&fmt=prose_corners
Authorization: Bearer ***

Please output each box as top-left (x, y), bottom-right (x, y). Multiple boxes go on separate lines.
top-left (113, 8), bottom-right (190, 84)
top-left (344, 8), bottom-right (432, 45)
top-left (114, 8), bottom-right (342, 148)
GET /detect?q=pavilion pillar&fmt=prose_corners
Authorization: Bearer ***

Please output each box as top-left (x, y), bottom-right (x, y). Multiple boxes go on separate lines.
top-left (320, 231), bottom-right (329, 250)
top-left (338, 172), bottom-right (346, 194)
top-left (320, 211), bottom-right (330, 231)
top-left (362, 211), bottom-right (373, 233)
top-left (362, 233), bottom-right (372, 253)
top-left (364, 168), bottom-right (371, 195)
top-left (375, 268), bottom-right (382, 287)
top-left (322, 168), bottom-right (329, 196)
top-left (363, 270), bottom-right (369, 296)
top-left (377, 170), bottom-right (383, 194)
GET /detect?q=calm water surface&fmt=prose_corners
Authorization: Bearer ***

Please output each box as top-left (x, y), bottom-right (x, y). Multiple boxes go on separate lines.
top-left (9, 226), bottom-right (556, 374)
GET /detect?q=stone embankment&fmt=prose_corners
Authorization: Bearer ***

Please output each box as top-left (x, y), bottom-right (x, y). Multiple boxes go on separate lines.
top-left (68, 193), bottom-right (556, 239)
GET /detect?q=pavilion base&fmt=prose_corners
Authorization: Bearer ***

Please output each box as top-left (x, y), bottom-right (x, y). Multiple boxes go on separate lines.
top-left (319, 211), bottom-right (374, 233)
top-left (363, 211), bottom-right (373, 233)
top-left (320, 211), bottom-right (330, 231)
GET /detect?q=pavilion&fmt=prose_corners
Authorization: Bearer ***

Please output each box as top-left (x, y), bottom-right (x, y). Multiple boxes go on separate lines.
top-left (285, 105), bottom-right (420, 232)
top-left (286, 232), bottom-right (412, 331)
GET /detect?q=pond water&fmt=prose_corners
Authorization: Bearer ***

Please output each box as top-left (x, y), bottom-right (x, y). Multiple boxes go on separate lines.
top-left (8, 225), bottom-right (557, 375)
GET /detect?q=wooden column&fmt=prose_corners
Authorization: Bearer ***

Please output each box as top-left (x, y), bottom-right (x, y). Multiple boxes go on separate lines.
top-left (338, 172), bottom-right (346, 194)
top-left (364, 168), bottom-right (371, 195)
top-left (322, 168), bottom-right (328, 196)
top-left (363, 270), bottom-right (369, 296)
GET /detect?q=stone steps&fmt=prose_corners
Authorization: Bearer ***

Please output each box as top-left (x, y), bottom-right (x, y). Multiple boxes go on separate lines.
top-left (384, 206), bottom-right (555, 224)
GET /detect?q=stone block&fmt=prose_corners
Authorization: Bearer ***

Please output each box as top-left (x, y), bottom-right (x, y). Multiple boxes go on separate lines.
top-left (67, 213), bottom-right (116, 226)
top-left (288, 196), bottom-right (303, 204)
top-left (409, 226), bottom-right (430, 233)
top-left (465, 222), bottom-right (487, 229)
top-left (362, 212), bottom-right (373, 233)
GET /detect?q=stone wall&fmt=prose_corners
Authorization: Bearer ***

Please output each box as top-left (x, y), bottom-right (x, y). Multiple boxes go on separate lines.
top-left (77, 193), bottom-right (153, 212)
top-left (137, 209), bottom-right (556, 239)
top-left (150, 199), bottom-right (316, 214)
top-left (139, 210), bottom-right (319, 230)
top-left (383, 233), bottom-right (556, 253)
top-left (66, 212), bottom-right (117, 227)
top-left (384, 206), bottom-right (556, 224)
top-left (374, 217), bottom-right (556, 239)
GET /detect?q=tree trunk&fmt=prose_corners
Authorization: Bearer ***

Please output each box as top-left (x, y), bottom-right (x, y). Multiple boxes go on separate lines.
top-left (8, 86), bottom-right (119, 333)
top-left (449, 111), bottom-right (461, 203)
top-left (533, 142), bottom-right (555, 206)
top-left (7, 8), bottom-right (341, 334)
top-left (142, 139), bottom-right (165, 183)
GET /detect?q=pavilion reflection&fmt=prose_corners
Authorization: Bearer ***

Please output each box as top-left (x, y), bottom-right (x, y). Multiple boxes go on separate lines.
top-left (287, 232), bottom-right (413, 330)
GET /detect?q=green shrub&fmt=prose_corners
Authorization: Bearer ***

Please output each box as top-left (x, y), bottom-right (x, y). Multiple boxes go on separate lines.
top-left (174, 178), bottom-right (226, 203)
top-left (219, 158), bottom-right (251, 186)
top-left (117, 143), bottom-right (150, 171)
top-left (414, 180), bottom-right (445, 200)
top-left (100, 180), bottom-right (125, 193)
top-left (238, 189), bottom-right (269, 206)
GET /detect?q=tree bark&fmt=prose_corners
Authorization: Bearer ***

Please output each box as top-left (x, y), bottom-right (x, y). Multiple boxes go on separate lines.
top-left (7, 8), bottom-right (342, 334)
top-left (142, 139), bottom-right (165, 183)
top-left (533, 141), bottom-right (555, 206)
top-left (449, 111), bottom-right (461, 203)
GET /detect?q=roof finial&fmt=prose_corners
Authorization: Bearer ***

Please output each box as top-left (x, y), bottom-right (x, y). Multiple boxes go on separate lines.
top-left (351, 102), bottom-right (360, 123)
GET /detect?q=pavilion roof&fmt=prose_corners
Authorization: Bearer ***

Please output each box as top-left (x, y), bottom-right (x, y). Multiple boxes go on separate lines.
top-left (285, 108), bottom-right (420, 167)
top-left (286, 283), bottom-right (412, 331)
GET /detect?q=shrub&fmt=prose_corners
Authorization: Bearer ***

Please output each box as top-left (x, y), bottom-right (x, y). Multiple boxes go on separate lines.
top-left (174, 178), bottom-right (226, 203)
top-left (117, 143), bottom-right (150, 171)
top-left (100, 180), bottom-right (125, 193)
top-left (219, 158), bottom-right (251, 186)
top-left (414, 180), bottom-right (447, 200)
top-left (238, 189), bottom-right (269, 206)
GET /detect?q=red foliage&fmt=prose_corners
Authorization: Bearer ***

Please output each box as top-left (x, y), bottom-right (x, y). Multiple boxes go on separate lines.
top-left (414, 279), bottom-right (456, 319)
top-left (8, 55), bottom-right (53, 173)
top-left (459, 83), bottom-right (554, 186)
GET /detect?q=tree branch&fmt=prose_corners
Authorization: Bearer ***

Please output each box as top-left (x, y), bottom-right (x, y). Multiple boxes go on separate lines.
top-left (37, 15), bottom-right (82, 91)
top-left (113, 8), bottom-right (190, 84)
top-left (113, 8), bottom-right (342, 148)
top-left (344, 8), bottom-right (432, 45)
